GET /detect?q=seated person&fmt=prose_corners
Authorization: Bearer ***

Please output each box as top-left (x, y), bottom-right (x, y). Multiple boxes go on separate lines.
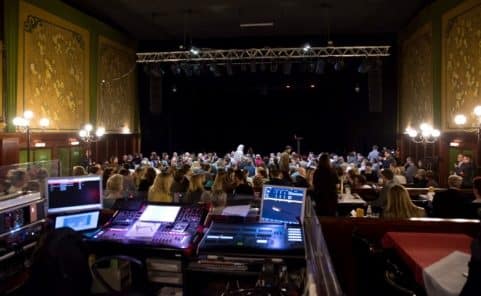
top-left (233, 169), bottom-right (254, 196)
top-left (432, 175), bottom-right (471, 218)
top-left (148, 172), bottom-right (173, 203)
top-left (24, 228), bottom-right (92, 296)
top-left (461, 226), bottom-right (481, 295)
top-left (103, 174), bottom-right (127, 209)
top-left (7, 169), bottom-right (29, 193)
top-left (465, 176), bottom-right (481, 219)
top-left (184, 169), bottom-right (211, 204)
top-left (383, 184), bottom-right (426, 219)
top-left (207, 190), bottom-right (227, 215)
top-left (413, 169), bottom-right (428, 188)
top-left (425, 170), bottom-right (439, 187)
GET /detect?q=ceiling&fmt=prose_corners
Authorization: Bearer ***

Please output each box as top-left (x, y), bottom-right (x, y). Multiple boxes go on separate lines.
top-left (62, 0), bottom-right (433, 42)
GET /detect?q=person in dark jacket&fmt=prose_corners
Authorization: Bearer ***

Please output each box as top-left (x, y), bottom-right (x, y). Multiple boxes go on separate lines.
top-left (432, 175), bottom-right (471, 218)
top-left (311, 154), bottom-right (339, 216)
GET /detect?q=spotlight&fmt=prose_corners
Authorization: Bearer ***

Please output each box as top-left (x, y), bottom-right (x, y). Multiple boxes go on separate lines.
top-left (358, 59), bottom-right (372, 74)
top-left (354, 83), bottom-right (360, 93)
top-left (190, 46), bottom-right (200, 55)
top-left (270, 63), bottom-right (278, 73)
top-left (193, 64), bottom-right (201, 76)
top-left (282, 62), bottom-right (292, 75)
top-left (181, 63), bottom-right (193, 77)
top-left (303, 43), bottom-right (311, 52)
top-left (315, 60), bottom-right (325, 74)
top-left (307, 62), bottom-right (315, 73)
top-left (209, 64), bottom-right (221, 77)
top-left (240, 63), bottom-right (247, 72)
top-left (249, 62), bottom-right (256, 73)
top-left (170, 64), bottom-right (182, 76)
top-left (285, 84), bottom-right (291, 89)
top-left (334, 60), bottom-right (344, 72)
top-left (150, 64), bottom-right (164, 77)
top-left (172, 85), bottom-right (177, 93)
top-left (260, 63), bottom-right (266, 72)
top-left (226, 62), bottom-right (233, 76)
top-left (309, 84), bottom-right (316, 89)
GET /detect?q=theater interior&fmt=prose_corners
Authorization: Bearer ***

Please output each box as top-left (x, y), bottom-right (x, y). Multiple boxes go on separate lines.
top-left (1, 0), bottom-right (481, 295)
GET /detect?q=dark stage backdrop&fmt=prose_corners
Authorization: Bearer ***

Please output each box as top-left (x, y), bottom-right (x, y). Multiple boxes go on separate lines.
top-left (139, 57), bottom-right (397, 156)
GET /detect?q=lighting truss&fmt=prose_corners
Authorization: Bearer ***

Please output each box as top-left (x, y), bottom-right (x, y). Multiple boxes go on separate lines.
top-left (136, 46), bottom-right (390, 63)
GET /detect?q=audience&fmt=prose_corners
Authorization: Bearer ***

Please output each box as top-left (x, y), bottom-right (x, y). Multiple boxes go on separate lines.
top-left (383, 184), bottom-right (426, 219)
top-left (148, 172), bottom-right (174, 203)
top-left (432, 175), bottom-right (470, 218)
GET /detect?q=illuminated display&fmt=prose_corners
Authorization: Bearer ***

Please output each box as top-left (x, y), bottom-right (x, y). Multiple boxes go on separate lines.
top-left (47, 176), bottom-right (103, 214)
top-left (260, 185), bottom-right (306, 224)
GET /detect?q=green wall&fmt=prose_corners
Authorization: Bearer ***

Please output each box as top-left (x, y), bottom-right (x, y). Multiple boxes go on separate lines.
top-left (3, 0), bottom-right (138, 131)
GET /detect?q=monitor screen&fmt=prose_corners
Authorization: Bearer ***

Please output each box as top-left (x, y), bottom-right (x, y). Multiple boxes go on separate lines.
top-left (260, 185), bottom-right (306, 224)
top-left (54, 211), bottom-right (100, 232)
top-left (139, 205), bottom-right (181, 223)
top-left (47, 175), bottom-right (103, 214)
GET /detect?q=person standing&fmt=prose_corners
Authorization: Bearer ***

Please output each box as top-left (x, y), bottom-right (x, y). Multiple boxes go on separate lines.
top-left (311, 153), bottom-right (339, 216)
top-left (460, 155), bottom-right (475, 188)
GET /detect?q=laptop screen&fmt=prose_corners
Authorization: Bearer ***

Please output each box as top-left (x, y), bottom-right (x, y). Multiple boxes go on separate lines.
top-left (54, 211), bottom-right (100, 232)
top-left (260, 185), bottom-right (306, 224)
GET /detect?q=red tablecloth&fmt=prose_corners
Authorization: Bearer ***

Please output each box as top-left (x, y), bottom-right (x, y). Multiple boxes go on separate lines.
top-left (381, 232), bottom-right (472, 286)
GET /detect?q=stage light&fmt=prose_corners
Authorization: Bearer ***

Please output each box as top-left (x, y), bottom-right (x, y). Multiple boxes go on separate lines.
top-left (282, 62), bottom-right (292, 75)
top-left (260, 63), bottom-right (266, 72)
top-left (226, 62), bottom-right (233, 76)
top-left (240, 64), bottom-right (247, 72)
top-left (270, 63), bottom-right (278, 73)
top-left (334, 60), bottom-right (344, 72)
top-left (170, 64), bottom-right (182, 76)
top-left (354, 83), bottom-right (360, 93)
top-left (181, 63), bottom-right (193, 77)
top-left (209, 64), bottom-right (221, 77)
top-left (315, 60), bottom-right (325, 74)
top-left (172, 85), bottom-right (177, 93)
top-left (303, 43), bottom-right (311, 52)
top-left (249, 62), bottom-right (256, 73)
top-left (307, 62), bottom-right (316, 73)
top-left (285, 84), bottom-right (291, 89)
top-left (193, 64), bottom-right (201, 76)
top-left (309, 84), bottom-right (316, 88)
top-left (358, 59), bottom-right (372, 73)
top-left (190, 46), bottom-right (200, 55)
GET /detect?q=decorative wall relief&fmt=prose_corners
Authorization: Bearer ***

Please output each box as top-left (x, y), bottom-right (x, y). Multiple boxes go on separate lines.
top-left (443, 0), bottom-right (481, 129)
top-left (18, 1), bottom-right (89, 130)
top-left (400, 23), bottom-right (433, 132)
top-left (97, 36), bottom-right (136, 133)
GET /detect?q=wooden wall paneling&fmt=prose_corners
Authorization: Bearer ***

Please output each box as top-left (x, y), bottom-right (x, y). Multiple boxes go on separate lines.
top-left (0, 137), bottom-right (19, 165)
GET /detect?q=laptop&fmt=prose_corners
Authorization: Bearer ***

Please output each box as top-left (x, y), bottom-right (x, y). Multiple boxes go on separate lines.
top-left (259, 185), bottom-right (307, 224)
top-left (54, 210), bottom-right (101, 236)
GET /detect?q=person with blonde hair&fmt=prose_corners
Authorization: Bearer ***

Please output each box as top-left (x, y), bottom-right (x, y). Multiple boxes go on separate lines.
top-left (184, 169), bottom-right (211, 204)
top-left (383, 184), bottom-right (425, 219)
top-left (211, 170), bottom-right (228, 194)
top-left (148, 172), bottom-right (173, 203)
top-left (72, 166), bottom-right (87, 176)
top-left (103, 174), bottom-right (125, 209)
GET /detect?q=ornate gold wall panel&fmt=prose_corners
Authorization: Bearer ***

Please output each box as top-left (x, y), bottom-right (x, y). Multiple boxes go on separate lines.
top-left (443, 0), bottom-right (481, 130)
top-left (97, 36), bottom-right (136, 133)
top-left (400, 23), bottom-right (433, 132)
top-left (17, 1), bottom-right (89, 130)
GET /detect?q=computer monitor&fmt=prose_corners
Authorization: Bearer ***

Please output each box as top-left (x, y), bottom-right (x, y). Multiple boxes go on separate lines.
top-left (54, 210), bottom-right (100, 232)
top-left (260, 185), bottom-right (306, 224)
top-left (46, 175), bottom-right (103, 214)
